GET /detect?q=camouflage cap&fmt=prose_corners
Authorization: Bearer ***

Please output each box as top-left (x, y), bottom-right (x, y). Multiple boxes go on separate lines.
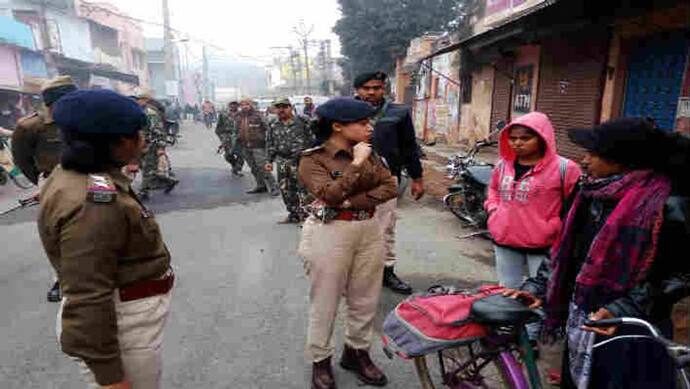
top-left (272, 97), bottom-right (291, 106)
top-left (239, 97), bottom-right (255, 105)
top-left (41, 75), bottom-right (76, 93)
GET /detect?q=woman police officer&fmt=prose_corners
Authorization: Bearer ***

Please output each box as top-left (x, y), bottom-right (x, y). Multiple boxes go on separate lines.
top-left (298, 97), bottom-right (398, 389)
top-left (38, 89), bottom-right (174, 389)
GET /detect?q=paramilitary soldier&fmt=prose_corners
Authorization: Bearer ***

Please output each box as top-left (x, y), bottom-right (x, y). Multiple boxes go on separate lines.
top-left (265, 97), bottom-right (315, 223)
top-left (11, 75), bottom-right (77, 303)
top-left (40, 89), bottom-right (175, 389)
top-left (135, 93), bottom-right (179, 200)
top-left (298, 97), bottom-right (397, 389)
top-left (236, 98), bottom-right (278, 195)
top-left (354, 71), bottom-right (425, 295)
top-left (215, 100), bottom-right (244, 176)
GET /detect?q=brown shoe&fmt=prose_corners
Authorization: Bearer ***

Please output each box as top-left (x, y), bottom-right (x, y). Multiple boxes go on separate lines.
top-left (339, 345), bottom-right (388, 386)
top-left (312, 357), bottom-right (337, 389)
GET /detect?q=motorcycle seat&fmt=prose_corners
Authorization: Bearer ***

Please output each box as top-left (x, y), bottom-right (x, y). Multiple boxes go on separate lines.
top-left (465, 165), bottom-right (494, 186)
top-left (447, 184), bottom-right (463, 192)
top-left (470, 294), bottom-right (540, 325)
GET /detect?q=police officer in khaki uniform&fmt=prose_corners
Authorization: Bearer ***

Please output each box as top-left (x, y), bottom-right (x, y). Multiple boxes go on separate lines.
top-left (39, 89), bottom-right (174, 389)
top-left (11, 75), bottom-right (77, 302)
top-left (298, 97), bottom-right (397, 389)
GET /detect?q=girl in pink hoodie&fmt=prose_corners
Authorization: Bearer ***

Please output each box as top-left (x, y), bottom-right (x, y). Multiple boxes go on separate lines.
top-left (484, 112), bottom-right (581, 289)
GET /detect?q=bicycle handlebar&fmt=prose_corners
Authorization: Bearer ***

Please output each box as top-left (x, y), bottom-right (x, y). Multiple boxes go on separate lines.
top-left (584, 317), bottom-right (661, 337)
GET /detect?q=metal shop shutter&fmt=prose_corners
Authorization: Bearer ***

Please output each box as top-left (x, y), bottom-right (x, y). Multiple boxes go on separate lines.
top-left (536, 35), bottom-right (608, 160)
top-left (623, 31), bottom-right (689, 131)
top-left (491, 57), bottom-right (513, 132)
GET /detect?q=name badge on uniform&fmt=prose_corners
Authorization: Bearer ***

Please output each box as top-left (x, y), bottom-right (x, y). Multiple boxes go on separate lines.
top-left (87, 174), bottom-right (117, 203)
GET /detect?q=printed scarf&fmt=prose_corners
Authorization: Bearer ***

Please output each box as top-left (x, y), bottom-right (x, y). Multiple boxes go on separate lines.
top-left (545, 170), bottom-right (671, 332)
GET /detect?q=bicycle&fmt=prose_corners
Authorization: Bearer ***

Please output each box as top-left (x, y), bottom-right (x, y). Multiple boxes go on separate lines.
top-left (585, 317), bottom-right (690, 388)
top-left (385, 292), bottom-right (543, 389)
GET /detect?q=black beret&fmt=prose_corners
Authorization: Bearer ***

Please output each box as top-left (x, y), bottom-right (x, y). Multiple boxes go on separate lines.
top-left (568, 117), bottom-right (662, 167)
top-left (353, 71), bottom-right (387, 88)
top-left (315, 97), bottom-right (375, 123)
top-left (53, 89), bottom-right (147, 136)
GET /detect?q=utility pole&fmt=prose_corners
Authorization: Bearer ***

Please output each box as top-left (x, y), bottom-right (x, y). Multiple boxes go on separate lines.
top-left (162, 0), bottom-right (176, 96)
top-left (38, 0), bottom-right (57, 77)
top-left (325, 39), bottom-right (333, 95)
top-left (293, 20), bottom-right (314, 95)
top-left (202, 45), bottom-right (209, 99)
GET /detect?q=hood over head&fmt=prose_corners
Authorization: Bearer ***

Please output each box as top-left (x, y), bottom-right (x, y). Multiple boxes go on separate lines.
top-left (499, 111), bottom-right (557, 165)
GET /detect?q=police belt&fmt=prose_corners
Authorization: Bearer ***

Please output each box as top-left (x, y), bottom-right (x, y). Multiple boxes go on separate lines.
top-left (119, 270), bottom-right (175, 302)
top-left (333, 209), bottom-right (375, 221)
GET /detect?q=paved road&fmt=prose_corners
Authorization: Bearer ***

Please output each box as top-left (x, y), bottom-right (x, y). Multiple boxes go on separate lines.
top-left (0, 122), bottom-right (496, 388)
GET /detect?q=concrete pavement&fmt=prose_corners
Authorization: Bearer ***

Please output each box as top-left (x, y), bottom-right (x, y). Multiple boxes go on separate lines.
top-left (0, 121), bottom-right (496, 388)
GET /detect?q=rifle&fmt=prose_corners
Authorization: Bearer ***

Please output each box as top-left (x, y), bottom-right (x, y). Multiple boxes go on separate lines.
top-left (0, 196), bottom-right (39, 216)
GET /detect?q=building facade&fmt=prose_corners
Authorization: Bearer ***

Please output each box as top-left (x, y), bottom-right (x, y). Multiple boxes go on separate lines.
top-left (398, 0), bottom-right (690, 158)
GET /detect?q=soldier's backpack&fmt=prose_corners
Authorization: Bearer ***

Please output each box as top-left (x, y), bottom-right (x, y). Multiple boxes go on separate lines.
top-left (381, 285), bottom-right (505, 359)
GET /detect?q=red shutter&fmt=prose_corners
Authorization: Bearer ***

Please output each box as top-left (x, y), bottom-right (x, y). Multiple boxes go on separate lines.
top-left (491, 57), bottom-right (514, 131)
top-left (536, 33), bottom-right (609, 160)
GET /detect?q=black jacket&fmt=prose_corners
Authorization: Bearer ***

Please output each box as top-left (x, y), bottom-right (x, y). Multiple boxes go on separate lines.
top-left (369, 100), bottom-right (423, 180)
top-left (522, 194), bottom-right (690, 327)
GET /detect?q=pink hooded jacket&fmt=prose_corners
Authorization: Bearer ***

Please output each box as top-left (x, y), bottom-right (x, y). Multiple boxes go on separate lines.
top-left (484, 112), bottom-right (582, 249)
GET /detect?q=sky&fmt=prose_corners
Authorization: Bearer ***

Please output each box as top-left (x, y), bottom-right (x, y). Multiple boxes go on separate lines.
top-left (110, 0), bottom-right (342, 65)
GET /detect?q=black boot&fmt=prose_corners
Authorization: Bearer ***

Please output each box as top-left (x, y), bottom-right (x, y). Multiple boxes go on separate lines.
top-left (164, 178), bottom-right (179, 194)
top-left (383, 267), bottom-right (412, 295)
top-left (47, 281), bottom-right (61, 302)
top-left (340, 345), bottom-right (387, 386)
top-left (312, 357), bottom-right (337, 389)
top-left (246, 186), bottom-right (268, 194)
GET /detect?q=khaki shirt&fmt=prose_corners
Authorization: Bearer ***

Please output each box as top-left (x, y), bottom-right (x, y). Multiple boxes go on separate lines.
top-left (11, 112), bottom-right (62, 184)
top-left (298, 140), bottom-right (398, 210)
top-left (38, 166), bottom-right (171, 385)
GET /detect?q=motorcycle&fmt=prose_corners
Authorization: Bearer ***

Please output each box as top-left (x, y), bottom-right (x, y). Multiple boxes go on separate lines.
top-left (443, 121), bottom-right (504, 230)
top-left (164, 119), bottom-right (180, 146)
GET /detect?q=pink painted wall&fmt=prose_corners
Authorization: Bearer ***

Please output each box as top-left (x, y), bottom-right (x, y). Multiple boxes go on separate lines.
top-left (0, 46), bottom-right (21, 88)
top-left (74, 0), bottom-right (149, 88)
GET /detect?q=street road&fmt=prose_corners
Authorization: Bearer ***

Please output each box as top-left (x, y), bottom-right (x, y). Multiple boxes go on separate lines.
top-left (0, 121), bottom-right (496, 388)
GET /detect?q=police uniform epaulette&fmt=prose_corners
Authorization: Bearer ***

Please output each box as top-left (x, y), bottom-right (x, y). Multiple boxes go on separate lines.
top-left (301, 145), bottom-right (325, 156)
top-left (87, 174), bottom-right (117, 203)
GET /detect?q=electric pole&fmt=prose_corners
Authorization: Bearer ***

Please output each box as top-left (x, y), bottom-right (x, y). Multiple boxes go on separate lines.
top-left (293, 20), bottom-right (314, 95)
top-left (162, 0), bottom-right (176, 96)
top-left (202, 45), bottom-right (209, 99)
top-left (38, 0), bottom-right (57, 77)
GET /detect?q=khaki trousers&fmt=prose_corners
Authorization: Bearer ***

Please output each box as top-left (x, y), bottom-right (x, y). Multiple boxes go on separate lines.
top-left (57, 289), bottom-right (172, 388)
top-left (375, 198), bottom-right (398, 267)
top-left (299, 216), bottom-right (385, 362)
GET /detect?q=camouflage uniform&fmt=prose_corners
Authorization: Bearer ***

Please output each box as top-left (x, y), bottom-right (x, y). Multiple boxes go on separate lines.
top-left (267, 116), bottom-right (315, 219)
top-left (139, 105), bottom-right (177, 197)
top-left (215, 110), bottom-right (244, 175)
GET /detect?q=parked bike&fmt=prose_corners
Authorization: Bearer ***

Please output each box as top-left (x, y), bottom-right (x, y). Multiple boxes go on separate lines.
top-left (164, 119), bottom-right (181, 146)
top-left (443, 121), bottom-right (504, 229)
top-left (383, 285), bottom-right (543, 389)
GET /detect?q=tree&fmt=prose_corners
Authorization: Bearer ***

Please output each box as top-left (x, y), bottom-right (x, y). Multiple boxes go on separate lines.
top-left (334, 0), bottom-right (465, 86)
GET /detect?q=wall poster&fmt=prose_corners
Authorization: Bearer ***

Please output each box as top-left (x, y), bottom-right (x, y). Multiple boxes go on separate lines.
top-left (513, 65), bottom-right (534, 114)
